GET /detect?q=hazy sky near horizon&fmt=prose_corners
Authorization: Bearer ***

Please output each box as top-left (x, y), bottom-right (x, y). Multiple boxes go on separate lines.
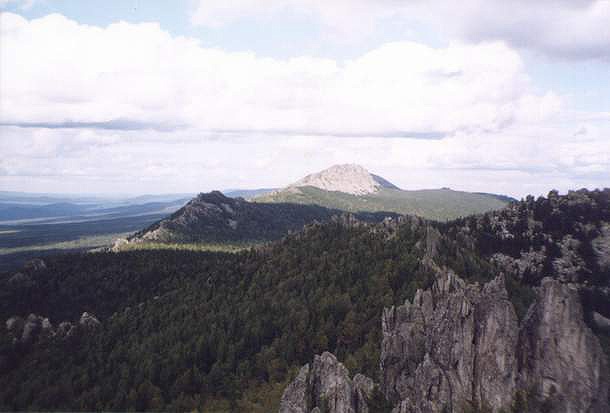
top-left (1, 0), bottom-right (609, 198)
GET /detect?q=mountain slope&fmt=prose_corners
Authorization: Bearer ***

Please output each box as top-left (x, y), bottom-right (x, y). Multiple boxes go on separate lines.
top-left (128, 190), bottom-right (395, 245)
top-left (255, 164), bottom-right (513, 220)
top-left (0, 189), bottom-right (608, 412)
top-left (258, 185), bottom-right (511, 221)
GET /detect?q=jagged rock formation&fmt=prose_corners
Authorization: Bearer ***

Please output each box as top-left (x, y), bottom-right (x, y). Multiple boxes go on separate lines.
top-left (279, 352), bottom-right (374, 413)
top-left (380, 273), bottom-right (609, 413)
top-left (290, 164), bottom-right (399, 195)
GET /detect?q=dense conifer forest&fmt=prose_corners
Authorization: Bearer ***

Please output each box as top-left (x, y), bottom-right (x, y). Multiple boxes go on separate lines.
top-left (1, 189), bottom-right (608, 411)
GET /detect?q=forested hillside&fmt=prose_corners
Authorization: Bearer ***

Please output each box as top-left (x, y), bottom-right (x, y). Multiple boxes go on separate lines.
top-left (1, 189), bottom-right (608, 412)
top-left (256, 186), bottom-right (512, 221)
top-left (128, 190), bottom-right (396, 246)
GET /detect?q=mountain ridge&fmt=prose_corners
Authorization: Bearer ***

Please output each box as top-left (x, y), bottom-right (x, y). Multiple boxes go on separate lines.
top-left (126, 190), bottom-right (397, 245)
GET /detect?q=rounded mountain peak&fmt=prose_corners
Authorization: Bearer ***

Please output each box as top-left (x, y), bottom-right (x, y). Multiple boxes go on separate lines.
top-left (291, 164), bottom-right (398, 195)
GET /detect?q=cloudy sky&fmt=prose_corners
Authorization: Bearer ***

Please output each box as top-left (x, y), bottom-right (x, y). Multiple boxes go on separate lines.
top-left (1, 0), bottom-right (609, 197)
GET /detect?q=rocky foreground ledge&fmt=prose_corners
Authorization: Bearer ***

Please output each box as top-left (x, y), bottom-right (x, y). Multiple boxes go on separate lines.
top-left (280, 273), bottom-right (609, 413)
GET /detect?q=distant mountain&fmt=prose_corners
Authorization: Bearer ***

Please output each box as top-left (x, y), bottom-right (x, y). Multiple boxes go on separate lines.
top-left (256, 164), bottom-right (515, 220)
top-left (291, 164), bottom-right (399, 195)
top-left (128, 190), bottom-right (395, 244)
top-left (0, 202), bottom-right (89, 221)
top-left (0, 198), bottom-right (188, 223)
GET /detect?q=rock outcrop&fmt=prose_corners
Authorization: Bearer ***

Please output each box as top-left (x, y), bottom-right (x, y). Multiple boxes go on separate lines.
top-left (6, 314), bottom-right (54, 344)
top-left (380, 273), bottom-right (609, 413)
top-left (79, 312), bottom-right (101, 329)
top-left (381, 272), bottom-right (518, 412)
top-left (518, 278), bottom-right (609, 413)
top-left (279, 352), bottom-right (374, 413)
top-left (5, 311), bottom-right (99, 345)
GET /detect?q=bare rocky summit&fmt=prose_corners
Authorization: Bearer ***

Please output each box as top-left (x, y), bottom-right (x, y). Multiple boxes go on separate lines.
top-left (290, 164), bottom-right (398, 195)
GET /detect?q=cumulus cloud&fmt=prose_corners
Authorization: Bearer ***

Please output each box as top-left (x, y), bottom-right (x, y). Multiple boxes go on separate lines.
top-left (1, 12), bottom-right (558, 136)
top-left (1, 11), bottom-right (606, 197)
top-left (2, 122), bottom-right (609, 197)
top-left (190, 0), bottom-right (610, 60)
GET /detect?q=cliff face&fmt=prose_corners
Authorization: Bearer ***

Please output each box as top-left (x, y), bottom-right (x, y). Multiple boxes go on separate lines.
top-left (380, 273), bottom-right (608, 413)
top-left (518, 278), bottom-right (609, 413)
top-left (380, 272), bottom-right (518, 413)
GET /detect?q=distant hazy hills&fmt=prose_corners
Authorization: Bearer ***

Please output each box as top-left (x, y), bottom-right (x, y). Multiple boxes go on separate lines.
top-left (255, 164), bottom-right (514, 221)
top-left (0, 192), bottom-right (192, 223)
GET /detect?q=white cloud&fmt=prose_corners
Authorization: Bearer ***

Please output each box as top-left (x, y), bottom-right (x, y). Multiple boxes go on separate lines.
top-left (2, 122), bottom-right (609, 198)
top-left (190, 0), bottom-right (610, 60)
top-left (442, 0), bottom-right (610, 60)
top-left (0, 12), bottom-right (558, 136)
top-left (1, 11), bottom-right (607, 197)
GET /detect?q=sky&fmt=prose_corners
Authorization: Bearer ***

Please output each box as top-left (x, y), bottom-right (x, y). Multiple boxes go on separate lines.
top-left (0, 0), bottom-right (609, 198)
